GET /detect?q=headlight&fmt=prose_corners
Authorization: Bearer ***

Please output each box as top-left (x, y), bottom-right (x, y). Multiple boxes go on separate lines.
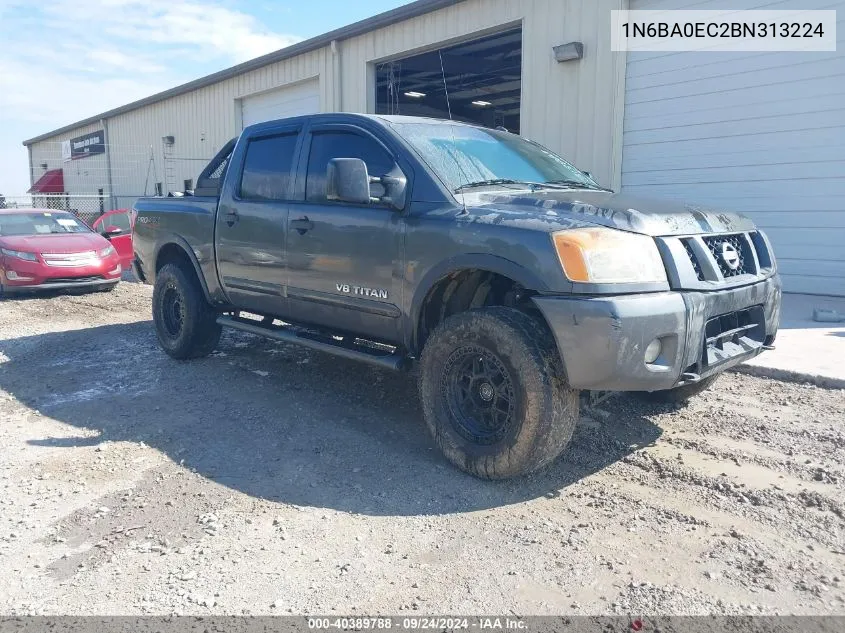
top-left (552, 227), bottom-right (667, 284)
top-left (1, 248), bottom-right (38, 262)
top-left (98, 246), bottom-right (116, 258)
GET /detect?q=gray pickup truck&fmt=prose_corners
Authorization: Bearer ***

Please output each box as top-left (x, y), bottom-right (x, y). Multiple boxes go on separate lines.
top-left (133, 113), bottom-right (781, 479)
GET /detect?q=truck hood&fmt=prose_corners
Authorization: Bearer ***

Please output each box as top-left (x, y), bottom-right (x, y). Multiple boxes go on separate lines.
top-left (0, 232), bottom-right (109, 254)
top-left (460, 189), bottom-right (756, 236)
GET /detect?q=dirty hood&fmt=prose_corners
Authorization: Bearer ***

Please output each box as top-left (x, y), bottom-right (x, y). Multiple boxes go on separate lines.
top-left (462, 189), bottom-right (756, 236)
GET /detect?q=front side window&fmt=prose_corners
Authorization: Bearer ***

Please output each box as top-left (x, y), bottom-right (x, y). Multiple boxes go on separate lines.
top-left (0, 212), bottom-right (92, 236)
top-left (102, 211), bottom-right (131, 232)
top-left (239, 133), bottom-right (298, 201)
top-left (388, 122), bottom-right (599, 193)
top-left (305, 131), bottom-right (395, 203)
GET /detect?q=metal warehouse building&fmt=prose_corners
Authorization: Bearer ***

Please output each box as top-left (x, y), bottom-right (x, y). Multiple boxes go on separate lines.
top-left (22, 0), bottom-right (845, 296)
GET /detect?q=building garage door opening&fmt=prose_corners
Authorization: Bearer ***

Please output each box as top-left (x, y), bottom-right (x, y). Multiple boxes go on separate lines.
top-left (240, 78), bottom-right (320, 129)
top-left (375, 28), bottom-right (522, 133)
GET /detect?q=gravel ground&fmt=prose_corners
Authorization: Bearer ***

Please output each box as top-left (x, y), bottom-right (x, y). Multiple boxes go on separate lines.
top-left (0, 280), bottom-right (843, 616)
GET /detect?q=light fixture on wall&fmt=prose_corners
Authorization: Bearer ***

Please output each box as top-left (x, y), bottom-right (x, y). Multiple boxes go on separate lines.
top-left (162, 135), bottom-right (175, 145)
top-left (553, 41), bottom-right (584, 62)
top-left (404, 91), bottom-right (426, 98)
top-left (39, 162), bottom-right (48, 169)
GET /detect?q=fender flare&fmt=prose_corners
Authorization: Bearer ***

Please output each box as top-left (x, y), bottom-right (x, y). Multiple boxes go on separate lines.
top-left (408, 254), bottom-right (549, 352)
top-left (153, 234), bottom-right (213, 304)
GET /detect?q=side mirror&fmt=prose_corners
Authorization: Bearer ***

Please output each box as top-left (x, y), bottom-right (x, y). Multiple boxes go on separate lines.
top-left (101, 225), bottom-right (123, 239)
top-left (327, 158), bottom-right (372, 205)
top-left (327, 158), bottom-right (408, 211)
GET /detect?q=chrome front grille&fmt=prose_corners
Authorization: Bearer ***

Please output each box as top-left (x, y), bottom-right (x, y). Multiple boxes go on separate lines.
top-left (702, 233), bottom-right (754, 278)
top-left (660, 230), bottom-right (775, 291)
top-left (41, 251), bottom-right (99, 267)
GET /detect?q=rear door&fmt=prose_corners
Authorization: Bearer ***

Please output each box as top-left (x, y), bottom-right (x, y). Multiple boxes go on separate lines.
top-left (285, 123), bottom-right (404, 342)
top-left (215, 123), bottom-right (303, 316)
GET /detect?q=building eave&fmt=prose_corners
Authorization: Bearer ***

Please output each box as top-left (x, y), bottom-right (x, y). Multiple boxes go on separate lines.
top-left (22, 0), bottom-right (465, 146)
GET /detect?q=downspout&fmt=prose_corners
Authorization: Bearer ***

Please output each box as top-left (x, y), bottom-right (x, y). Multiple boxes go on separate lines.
top-left (100, 118), bottom-right (115, 211)
top-left (27, 145), bottom-right (34, 193)
top-left (330, 39), bottom-right (342, 111)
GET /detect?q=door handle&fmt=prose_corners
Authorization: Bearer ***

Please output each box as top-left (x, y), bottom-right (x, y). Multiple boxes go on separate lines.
top-left (291, 216), bottom-right (314, 235)
top-left (225, 208), bottom-right (239, 227)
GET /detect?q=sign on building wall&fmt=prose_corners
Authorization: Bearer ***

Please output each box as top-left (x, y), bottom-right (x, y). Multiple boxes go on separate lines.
top-left (61, 140), bottom-right (71, 162)
top-left (69, 130), bottom-right (105, 160)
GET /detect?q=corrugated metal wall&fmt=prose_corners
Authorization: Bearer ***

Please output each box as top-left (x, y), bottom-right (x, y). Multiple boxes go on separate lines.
top-left (622, 0), bottom-right (845, 296)
top-left (27, 0), bottom-right (625, 207)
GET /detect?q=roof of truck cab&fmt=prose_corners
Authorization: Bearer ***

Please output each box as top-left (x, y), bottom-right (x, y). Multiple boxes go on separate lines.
top-left (242, 112), bottom-right (482, 134)
top-left (241, 113), bottom-right (480, 135)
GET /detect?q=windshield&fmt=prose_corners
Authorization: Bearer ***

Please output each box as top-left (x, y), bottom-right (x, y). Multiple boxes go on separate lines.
top-left (389, 122), bottom-right (601, 193)
top-left (0, 212), bottom-right (92, 237)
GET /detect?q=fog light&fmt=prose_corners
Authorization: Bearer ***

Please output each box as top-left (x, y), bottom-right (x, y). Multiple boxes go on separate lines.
top-left (5, 271), bottom-right (34, 281)
top-left (644, 338), bottom-right (662, 364)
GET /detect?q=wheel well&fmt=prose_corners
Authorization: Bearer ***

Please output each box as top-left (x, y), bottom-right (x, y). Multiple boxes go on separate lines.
top-left (415, 269), bottom-right (542, 352)
top-left (156, 243), bottom-right (194, 276)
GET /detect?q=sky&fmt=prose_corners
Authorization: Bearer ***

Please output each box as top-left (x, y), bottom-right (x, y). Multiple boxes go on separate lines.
top-left (0, 0), bottom-right (409, 196)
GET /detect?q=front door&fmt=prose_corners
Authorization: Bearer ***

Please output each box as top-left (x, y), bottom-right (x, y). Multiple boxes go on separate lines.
top-left (92, 209), bottom-right (133, 271)
top-left (215, 127), bottom-right (301, 316)
top-left (285, 125), bottom-right (403, 343)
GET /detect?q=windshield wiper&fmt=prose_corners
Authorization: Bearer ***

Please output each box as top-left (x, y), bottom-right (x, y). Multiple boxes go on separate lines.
top-left (455, 179), bottom-right (611, 193)
top-left (548, 179), bottom-right (611, 191)
top-left (454, 179), bottom-right (530, 193)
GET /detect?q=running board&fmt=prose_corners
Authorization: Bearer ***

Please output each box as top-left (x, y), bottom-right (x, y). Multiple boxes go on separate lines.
top-left (216, 315), bottom-right (407, 371)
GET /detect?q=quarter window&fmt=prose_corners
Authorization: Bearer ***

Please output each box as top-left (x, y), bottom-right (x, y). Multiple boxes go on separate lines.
top-left (239, 133), bottom-right (298, 201)
top-left (305, 131), bottom-right (395, 203)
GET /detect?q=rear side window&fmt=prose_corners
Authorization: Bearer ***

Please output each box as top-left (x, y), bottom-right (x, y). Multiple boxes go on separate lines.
top-left (239, 133), bottom-right (298, 200)
top-left (305, 131), bottom-right (394, 203)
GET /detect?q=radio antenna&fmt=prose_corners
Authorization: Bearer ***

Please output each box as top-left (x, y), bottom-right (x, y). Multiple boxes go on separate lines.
top-left (438, 49), bottom-right (468, 215)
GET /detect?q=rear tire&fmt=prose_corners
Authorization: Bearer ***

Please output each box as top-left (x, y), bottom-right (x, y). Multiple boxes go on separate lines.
top-left (153, 263), bottom-right (221, 359)
top-left (418, 307), bottom-right (579, 480)
top-left (636, 375), bottom-right (720, 404)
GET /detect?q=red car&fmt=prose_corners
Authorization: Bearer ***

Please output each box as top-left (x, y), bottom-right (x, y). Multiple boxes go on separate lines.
top-left (0, 209), bottom-right (123, 295)
top-left (91, 208), bottom-right (135, 272)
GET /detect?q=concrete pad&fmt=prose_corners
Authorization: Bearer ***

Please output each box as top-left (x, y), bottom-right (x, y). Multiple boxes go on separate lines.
top-left (736, 293), bottom-right (845, 389)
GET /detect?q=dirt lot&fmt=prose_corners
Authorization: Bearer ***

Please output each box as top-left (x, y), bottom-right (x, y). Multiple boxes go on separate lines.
top-left (1, 280), bottom-right (843, 616)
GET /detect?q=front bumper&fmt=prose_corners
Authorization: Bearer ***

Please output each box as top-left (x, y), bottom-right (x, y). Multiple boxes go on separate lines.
top-left (2, 256), bottom-right (122, 292)
top-left (532, 275), bottom-right (781, 392)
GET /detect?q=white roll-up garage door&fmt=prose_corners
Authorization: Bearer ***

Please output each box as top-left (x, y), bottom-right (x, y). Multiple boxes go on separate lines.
top-left (240, 79), bottom-right (320, 128)
top-left (621, 0), bottom-right (845, 296)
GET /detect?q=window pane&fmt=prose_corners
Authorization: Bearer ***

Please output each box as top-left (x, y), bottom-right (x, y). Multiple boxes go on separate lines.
top-left (107, 212), bottom-right (132, 232)
top-left (390, 122), bottom-right (594, 192)
top-left (240, 133), bottom-right (298, 200)
top-left (306, 132), bottom-right (394, 203)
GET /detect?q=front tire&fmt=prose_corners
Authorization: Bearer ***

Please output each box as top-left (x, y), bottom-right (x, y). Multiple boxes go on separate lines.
top-left (636, 374), bottom-right (720, 404)
top-left (152, 263), bottom-right (221, 359)
top-left (418, 307), bottom-right (579, 480)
